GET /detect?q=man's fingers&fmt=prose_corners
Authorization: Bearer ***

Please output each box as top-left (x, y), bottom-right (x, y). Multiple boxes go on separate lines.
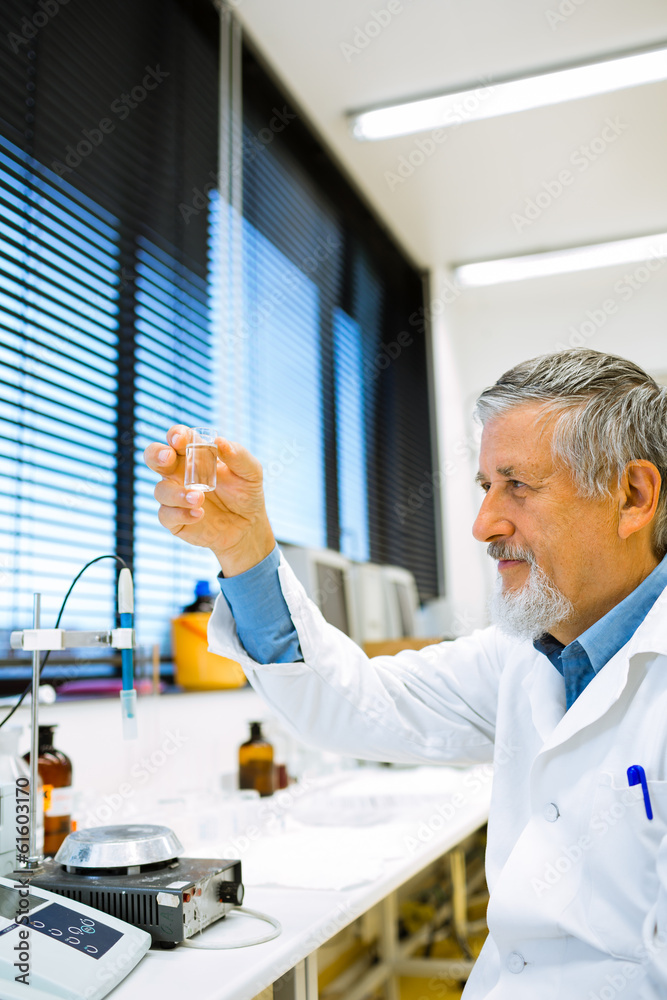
top-left (217, 438), bottom-right (263, 482)
top-left (146, 429), bottom-right (263, 493)
top-left (154, 480), bottom-right (204, 509)
top-left (157, 502), bottom-right (204, 534)
top-left (144, 424), bottom-right (190, 476)
top-left (166, 424), bottom-right (191, 455)
top-left (145, 441), bottom-right (178, 476)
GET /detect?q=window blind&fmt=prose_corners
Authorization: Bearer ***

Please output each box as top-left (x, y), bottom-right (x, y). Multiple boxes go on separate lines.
top-left (235, 46), bottom-right (439, 599)
top-left (0, 2), bottom-right (438, 695)
top-left (0, 136), bottom-right (118, 651)
top-left (0, 0), bottom-right (220, 685)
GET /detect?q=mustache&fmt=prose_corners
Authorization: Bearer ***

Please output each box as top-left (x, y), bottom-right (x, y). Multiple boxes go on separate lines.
top-left (487, 542), bottom-right (536, 565)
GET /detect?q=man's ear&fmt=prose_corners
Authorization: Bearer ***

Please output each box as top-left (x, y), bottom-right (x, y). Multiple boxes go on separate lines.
top-left (617, 461), bottom-right (662, 540)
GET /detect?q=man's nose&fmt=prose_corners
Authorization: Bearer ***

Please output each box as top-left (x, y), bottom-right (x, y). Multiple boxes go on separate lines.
top-left (472, 487), bottom-right (515, 543)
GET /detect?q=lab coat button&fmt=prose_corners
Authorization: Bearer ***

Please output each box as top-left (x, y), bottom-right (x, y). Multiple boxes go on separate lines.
top-left (507, 952), bottom-right (525, 974)
top-left (543, 802), bottom-right (560, 822)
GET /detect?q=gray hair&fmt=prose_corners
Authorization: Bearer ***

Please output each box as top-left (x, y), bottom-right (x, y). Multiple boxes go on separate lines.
top-left (474, 349), bottom-right (667, 559)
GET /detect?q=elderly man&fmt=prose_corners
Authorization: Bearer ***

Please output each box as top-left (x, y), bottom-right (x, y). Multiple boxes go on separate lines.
top-left (146, 348), bottom-right (667, 998)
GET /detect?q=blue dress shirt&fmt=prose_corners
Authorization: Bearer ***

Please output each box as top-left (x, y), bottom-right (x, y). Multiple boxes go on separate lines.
top-left (220, 546), bottom-right (667, 710)
top-left (534, 553), bottom-right (667, 709)
top-left (218, 545), bottom-right (303, 663)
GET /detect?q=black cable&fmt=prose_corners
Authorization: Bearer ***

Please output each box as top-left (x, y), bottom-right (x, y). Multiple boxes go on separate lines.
top-left (0, 554), bottom-right (129, 730)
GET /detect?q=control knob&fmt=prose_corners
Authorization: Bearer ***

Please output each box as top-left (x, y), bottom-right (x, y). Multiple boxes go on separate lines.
top-left (218, 880), bottom-right (244, 906)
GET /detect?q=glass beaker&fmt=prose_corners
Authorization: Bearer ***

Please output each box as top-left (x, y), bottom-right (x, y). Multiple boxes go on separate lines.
top-left (184, 426), bottom-right (218, 492)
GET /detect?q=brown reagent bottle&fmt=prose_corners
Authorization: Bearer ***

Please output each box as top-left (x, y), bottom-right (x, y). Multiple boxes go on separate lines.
top-left (24, 725), bottom-right (73, 856)
top-left (239, 721), bottom-right (274, 797)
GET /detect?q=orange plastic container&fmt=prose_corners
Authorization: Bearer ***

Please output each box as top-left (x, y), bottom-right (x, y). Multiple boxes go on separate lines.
top-left (171, 612), bottom-right (246, 690)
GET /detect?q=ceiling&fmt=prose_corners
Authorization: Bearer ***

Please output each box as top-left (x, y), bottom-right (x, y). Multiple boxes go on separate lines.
top-left (233, 0), bottom-right (667, 271)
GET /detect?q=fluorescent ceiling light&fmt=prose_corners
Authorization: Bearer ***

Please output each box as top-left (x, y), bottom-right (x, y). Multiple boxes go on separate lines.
top-left (349, 44), bottom-right (667, 141)
top-left (454, 233), bottom-right (667, 287)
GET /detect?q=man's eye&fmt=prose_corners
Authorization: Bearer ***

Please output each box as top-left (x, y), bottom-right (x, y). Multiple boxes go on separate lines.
top-left (509, 480), bottom-right (527, 489)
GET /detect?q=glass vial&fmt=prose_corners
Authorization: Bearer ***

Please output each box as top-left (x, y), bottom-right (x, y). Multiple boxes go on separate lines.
top-left (184, 426), bottom-right (218, 493)
top-left (24, 725), bottom-right (73, 857)
top-left (239, 721), bottom-right (274, 797)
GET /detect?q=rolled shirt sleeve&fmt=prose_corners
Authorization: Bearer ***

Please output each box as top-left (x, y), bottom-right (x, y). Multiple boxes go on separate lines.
top-left (217, 544), bottom-right (303, 663)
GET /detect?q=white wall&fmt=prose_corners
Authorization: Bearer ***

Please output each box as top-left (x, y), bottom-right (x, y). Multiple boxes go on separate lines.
top-left (426, 266), bottom-right (489, 637)
top-left (429, 257), bottom-right (667, 628)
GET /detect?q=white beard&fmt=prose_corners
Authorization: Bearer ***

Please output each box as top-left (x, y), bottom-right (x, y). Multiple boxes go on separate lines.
top-left (489, 558), bottom-right (575, 642)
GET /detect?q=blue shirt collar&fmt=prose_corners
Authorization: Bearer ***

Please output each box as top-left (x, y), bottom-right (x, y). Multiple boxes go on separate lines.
top-left (534, 553), bottom-right (667, 674)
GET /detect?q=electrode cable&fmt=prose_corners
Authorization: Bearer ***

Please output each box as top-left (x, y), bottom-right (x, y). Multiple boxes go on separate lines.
top-left (0, 554), bottom-right (129, 730)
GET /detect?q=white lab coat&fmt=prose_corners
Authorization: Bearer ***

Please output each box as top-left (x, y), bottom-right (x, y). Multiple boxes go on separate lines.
top-left (208, 555), bottom-right (667, 999)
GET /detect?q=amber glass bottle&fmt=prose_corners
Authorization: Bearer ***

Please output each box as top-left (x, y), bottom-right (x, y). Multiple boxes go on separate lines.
top-left (24, 725), bottom-right (73, 856)
top-left (239, 722), bottom-right (274, 797)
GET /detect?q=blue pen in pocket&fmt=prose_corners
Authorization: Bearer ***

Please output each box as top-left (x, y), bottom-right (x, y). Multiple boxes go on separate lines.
top-left (627, 764), bottom-right (653, 820)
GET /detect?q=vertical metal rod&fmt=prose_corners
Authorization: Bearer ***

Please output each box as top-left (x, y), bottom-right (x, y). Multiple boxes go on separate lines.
top-left (28, 593), bottom-right (41, 866)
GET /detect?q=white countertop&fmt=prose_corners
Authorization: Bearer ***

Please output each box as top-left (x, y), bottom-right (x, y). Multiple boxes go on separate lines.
top-left (111, 764), bottom-right (492, 1000)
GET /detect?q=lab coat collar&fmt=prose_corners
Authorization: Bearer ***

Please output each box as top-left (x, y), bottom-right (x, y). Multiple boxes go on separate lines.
top-left (526, 579), bottom-right (667, 753)
top-left (522, 653), bottom-right (567, 744)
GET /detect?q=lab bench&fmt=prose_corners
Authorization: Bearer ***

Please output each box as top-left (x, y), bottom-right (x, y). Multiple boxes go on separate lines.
top-left (111, 763), bottom-right (491, 1000)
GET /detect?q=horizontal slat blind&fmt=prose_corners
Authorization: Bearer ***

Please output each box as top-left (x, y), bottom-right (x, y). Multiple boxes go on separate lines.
top-left (334, 307), bottom-right (369, 562)
top-left (0, 0), bottom-right (221, 676)
top-left (0, 132), bottom-right (119, 649)
top-left (241, 48), bottom-right (438, 599)
top-left (133, 234), bottom-right (219, 652)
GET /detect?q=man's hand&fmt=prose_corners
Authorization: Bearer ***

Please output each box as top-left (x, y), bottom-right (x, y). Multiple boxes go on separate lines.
top-left (144, 425), bottom-right (276, 576)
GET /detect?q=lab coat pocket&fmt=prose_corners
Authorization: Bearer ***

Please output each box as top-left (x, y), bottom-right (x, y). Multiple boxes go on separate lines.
top-left (585, 772), bottom-right (667, 959)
